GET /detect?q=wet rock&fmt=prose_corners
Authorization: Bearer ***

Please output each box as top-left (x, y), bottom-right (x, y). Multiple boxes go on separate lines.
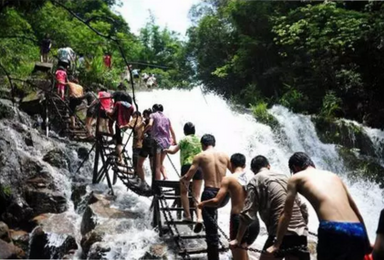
top-left (43, 148), bottom-right (69, 170)
top-left (140, 244), bottom-right (168, 259)
top-left (77, 146), bottom-right (90, 160)
top-left (313, 117), bottom-right (376, 157)
top-left (1, 198), bottom-right (34, 230)
top-left (28, 226), bottom-right (50, 258)
top-left (0, 99), bottom-right (15, 120)
top-left (24, 188), bottom-right (67, 216)
top-left (71, 184), bottom-right (88, 211)
top-left (0, 221), bottom-right (11, 242)
top-left (29, 214), bottom-right (78, 259)
top-left (0, 239), bottom-right (24, 259)
top-left (87, 242), bottom-right (110, 260)
top-left (9, 230), bottom-right (29, 254)
top-left (81, 230), bottom-right (103, 257)
top-left (80, 193), bottom-right (139, 235)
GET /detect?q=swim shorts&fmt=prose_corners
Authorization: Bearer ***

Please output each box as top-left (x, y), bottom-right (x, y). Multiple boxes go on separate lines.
top-left (115, 125), bottom-right (123, 145)
top-left (139, 136), bottom-right (154, 158)
top-left (181, 164), bottom-right (203, 180)
top-left (98, 109), bottom-right (108, 119)
top-left (69, 97), bottom-right (83, 116)
top-left (86, 107), bottom-right (96, 118)
top-left (132, 148), bottom-right (141, 168)
top-left (263, 235), bottom-right (309, 260)
top-left (317, 221), bottom-right (367, 260)
top-left (229, 214), bottom-right (259, 246)
top-left (201, 187), bottom-right (220, 247)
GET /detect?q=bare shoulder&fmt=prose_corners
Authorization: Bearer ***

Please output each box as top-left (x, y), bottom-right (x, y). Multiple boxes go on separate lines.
top-left (219, 152), bottom-right (230, 161)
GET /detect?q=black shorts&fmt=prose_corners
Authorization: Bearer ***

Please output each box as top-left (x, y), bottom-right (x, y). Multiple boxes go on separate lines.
top-left (69, 97), bottom-right (82, 116)
top-left (99, 109), bottom-right (109, 119)
top-left (132, 148), bottom-right (141, 168)
top-left (86, 107), bottom-right (96, 118)
top-left (115, 126), bottom-right (123, 145)
top-left (139, 136), bottom-right (154, 158)
top-left (181, 164), bottom-right (203, 180)
top-left (229, 214), bottom-right (259, 246)
top-left (263, 235), bottom-right (309, 260)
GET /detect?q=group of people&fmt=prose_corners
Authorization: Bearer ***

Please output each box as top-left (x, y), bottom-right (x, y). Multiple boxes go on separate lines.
top-left (155, 120), bottom-right (384, 260)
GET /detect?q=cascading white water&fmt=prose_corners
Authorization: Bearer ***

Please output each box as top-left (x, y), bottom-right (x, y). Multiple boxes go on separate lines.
top-left (67, 87), bottom-right (384, 259)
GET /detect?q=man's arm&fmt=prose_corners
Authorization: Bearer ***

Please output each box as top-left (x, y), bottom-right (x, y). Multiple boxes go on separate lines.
top-left (268, 176), bottom-right (298, 252)
top-left (181, 155), bottom-right (199, 182)
top-left (143, 118), bottom-right (153, 133)
top-left (229, 181), bottom-right (259, 248)
top-left (342, 181), bottom-right (371, 249)
top-left (199, 178), bottom-right (230, 208)
top-left (164, 144), bottom-right (180, 154)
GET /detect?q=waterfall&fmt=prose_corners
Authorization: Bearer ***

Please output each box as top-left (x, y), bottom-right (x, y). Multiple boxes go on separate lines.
top-left (6, 87), bottom-right (382, 259)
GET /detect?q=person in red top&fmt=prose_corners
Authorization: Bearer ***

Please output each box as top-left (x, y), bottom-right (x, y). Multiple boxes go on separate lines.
top-left (97, 87), bottom-right (113, 134)
top-left (55, 66), bottom-right (67, 99)
top-left (108, 89), bottom-right (134, 164)
top-left (103, 53), bottom-right (111, 69)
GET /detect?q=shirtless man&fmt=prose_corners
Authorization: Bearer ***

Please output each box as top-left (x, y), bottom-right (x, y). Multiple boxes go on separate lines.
top-left (181, 134), bottom-right (230, 260)
top-left (198, 153), bottom-right (260, 260)
top-left (268, 152), bottom-right (371, 260)
top-left (230, 155), bottom-right (309, 260)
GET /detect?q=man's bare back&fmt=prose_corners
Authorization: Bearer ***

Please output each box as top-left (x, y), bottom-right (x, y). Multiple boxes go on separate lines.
top-left (196, 149), bottom-right (230, 188)
top-left (226, 174), bottom-right (247, 214)
top-left (292, 168), bottom-right (360, 222)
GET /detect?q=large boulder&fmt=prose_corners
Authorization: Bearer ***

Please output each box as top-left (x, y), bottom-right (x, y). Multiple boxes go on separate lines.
top-left (313, 117), bottom-right (377, 157)
top-left (71, 184), bottom-right (88, 211)
top-left (43, 148), bottom-right (70, 170)
top-left (10, 230), bottom-right (29, 254)
top-left (87, 242), bottom-right (110, 260)
top-left (29, 213), bottom-right (78, 259)
top-left (0, 239), bottom-right (24, 259)
top-left (24, 188), bottom-right (67, 216)
top-left (80, 193), bottom-right (139, 235)
top-left (140, 244), bottom-right (168, 260)
top-left (0, 221), bottom-right (11, 242)
top-left (80, 230), bottom-right (103, 257)
top-left (0, 99), bottom-right (15, 120)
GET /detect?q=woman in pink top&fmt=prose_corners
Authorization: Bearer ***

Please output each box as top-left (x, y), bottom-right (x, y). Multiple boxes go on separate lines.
top-left (144, 104), bottom-right (176, 180)
top-left (97, 88), bottom-right (113, 134)
top-left (55, 66), bottom-right (67, 99)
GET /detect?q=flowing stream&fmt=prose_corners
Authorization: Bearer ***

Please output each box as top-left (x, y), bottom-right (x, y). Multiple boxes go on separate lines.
top-left (37, 87), bottom-right (384, 259)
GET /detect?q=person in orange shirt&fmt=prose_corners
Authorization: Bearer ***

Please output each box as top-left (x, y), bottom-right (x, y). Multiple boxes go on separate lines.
top-left (67, 78), bottom-right (84, 129)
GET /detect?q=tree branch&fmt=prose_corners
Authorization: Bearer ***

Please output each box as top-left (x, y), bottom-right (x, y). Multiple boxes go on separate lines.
top-left (0, 62), bottom-right (15, 104)
top-left (51, 0), bottom-right (138, 111)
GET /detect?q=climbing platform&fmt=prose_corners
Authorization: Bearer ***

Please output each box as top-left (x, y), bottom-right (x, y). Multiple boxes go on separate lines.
top-left (152, 180), bottom-right (228, 259)
top-left (32, 62), bottom-right (53, 73)
top-left (46, 94), bottom-right (89, 140)
top-left (91, 130), bottom-right (153, 197)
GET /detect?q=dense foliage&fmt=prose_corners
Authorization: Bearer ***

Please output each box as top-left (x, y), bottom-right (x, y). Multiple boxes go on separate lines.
top-left (187, 1), bottom-right (384, 128)
top-left (0, 0), bottom-right (190, 89)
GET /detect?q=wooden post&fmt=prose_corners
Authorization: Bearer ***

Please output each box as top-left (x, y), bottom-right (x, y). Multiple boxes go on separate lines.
top-left (151, 140), bottom-right (161, 229)
top-left (45, 94), bottom-right (49, 137)
top-left (92, 107), bottom-right (101, 184)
